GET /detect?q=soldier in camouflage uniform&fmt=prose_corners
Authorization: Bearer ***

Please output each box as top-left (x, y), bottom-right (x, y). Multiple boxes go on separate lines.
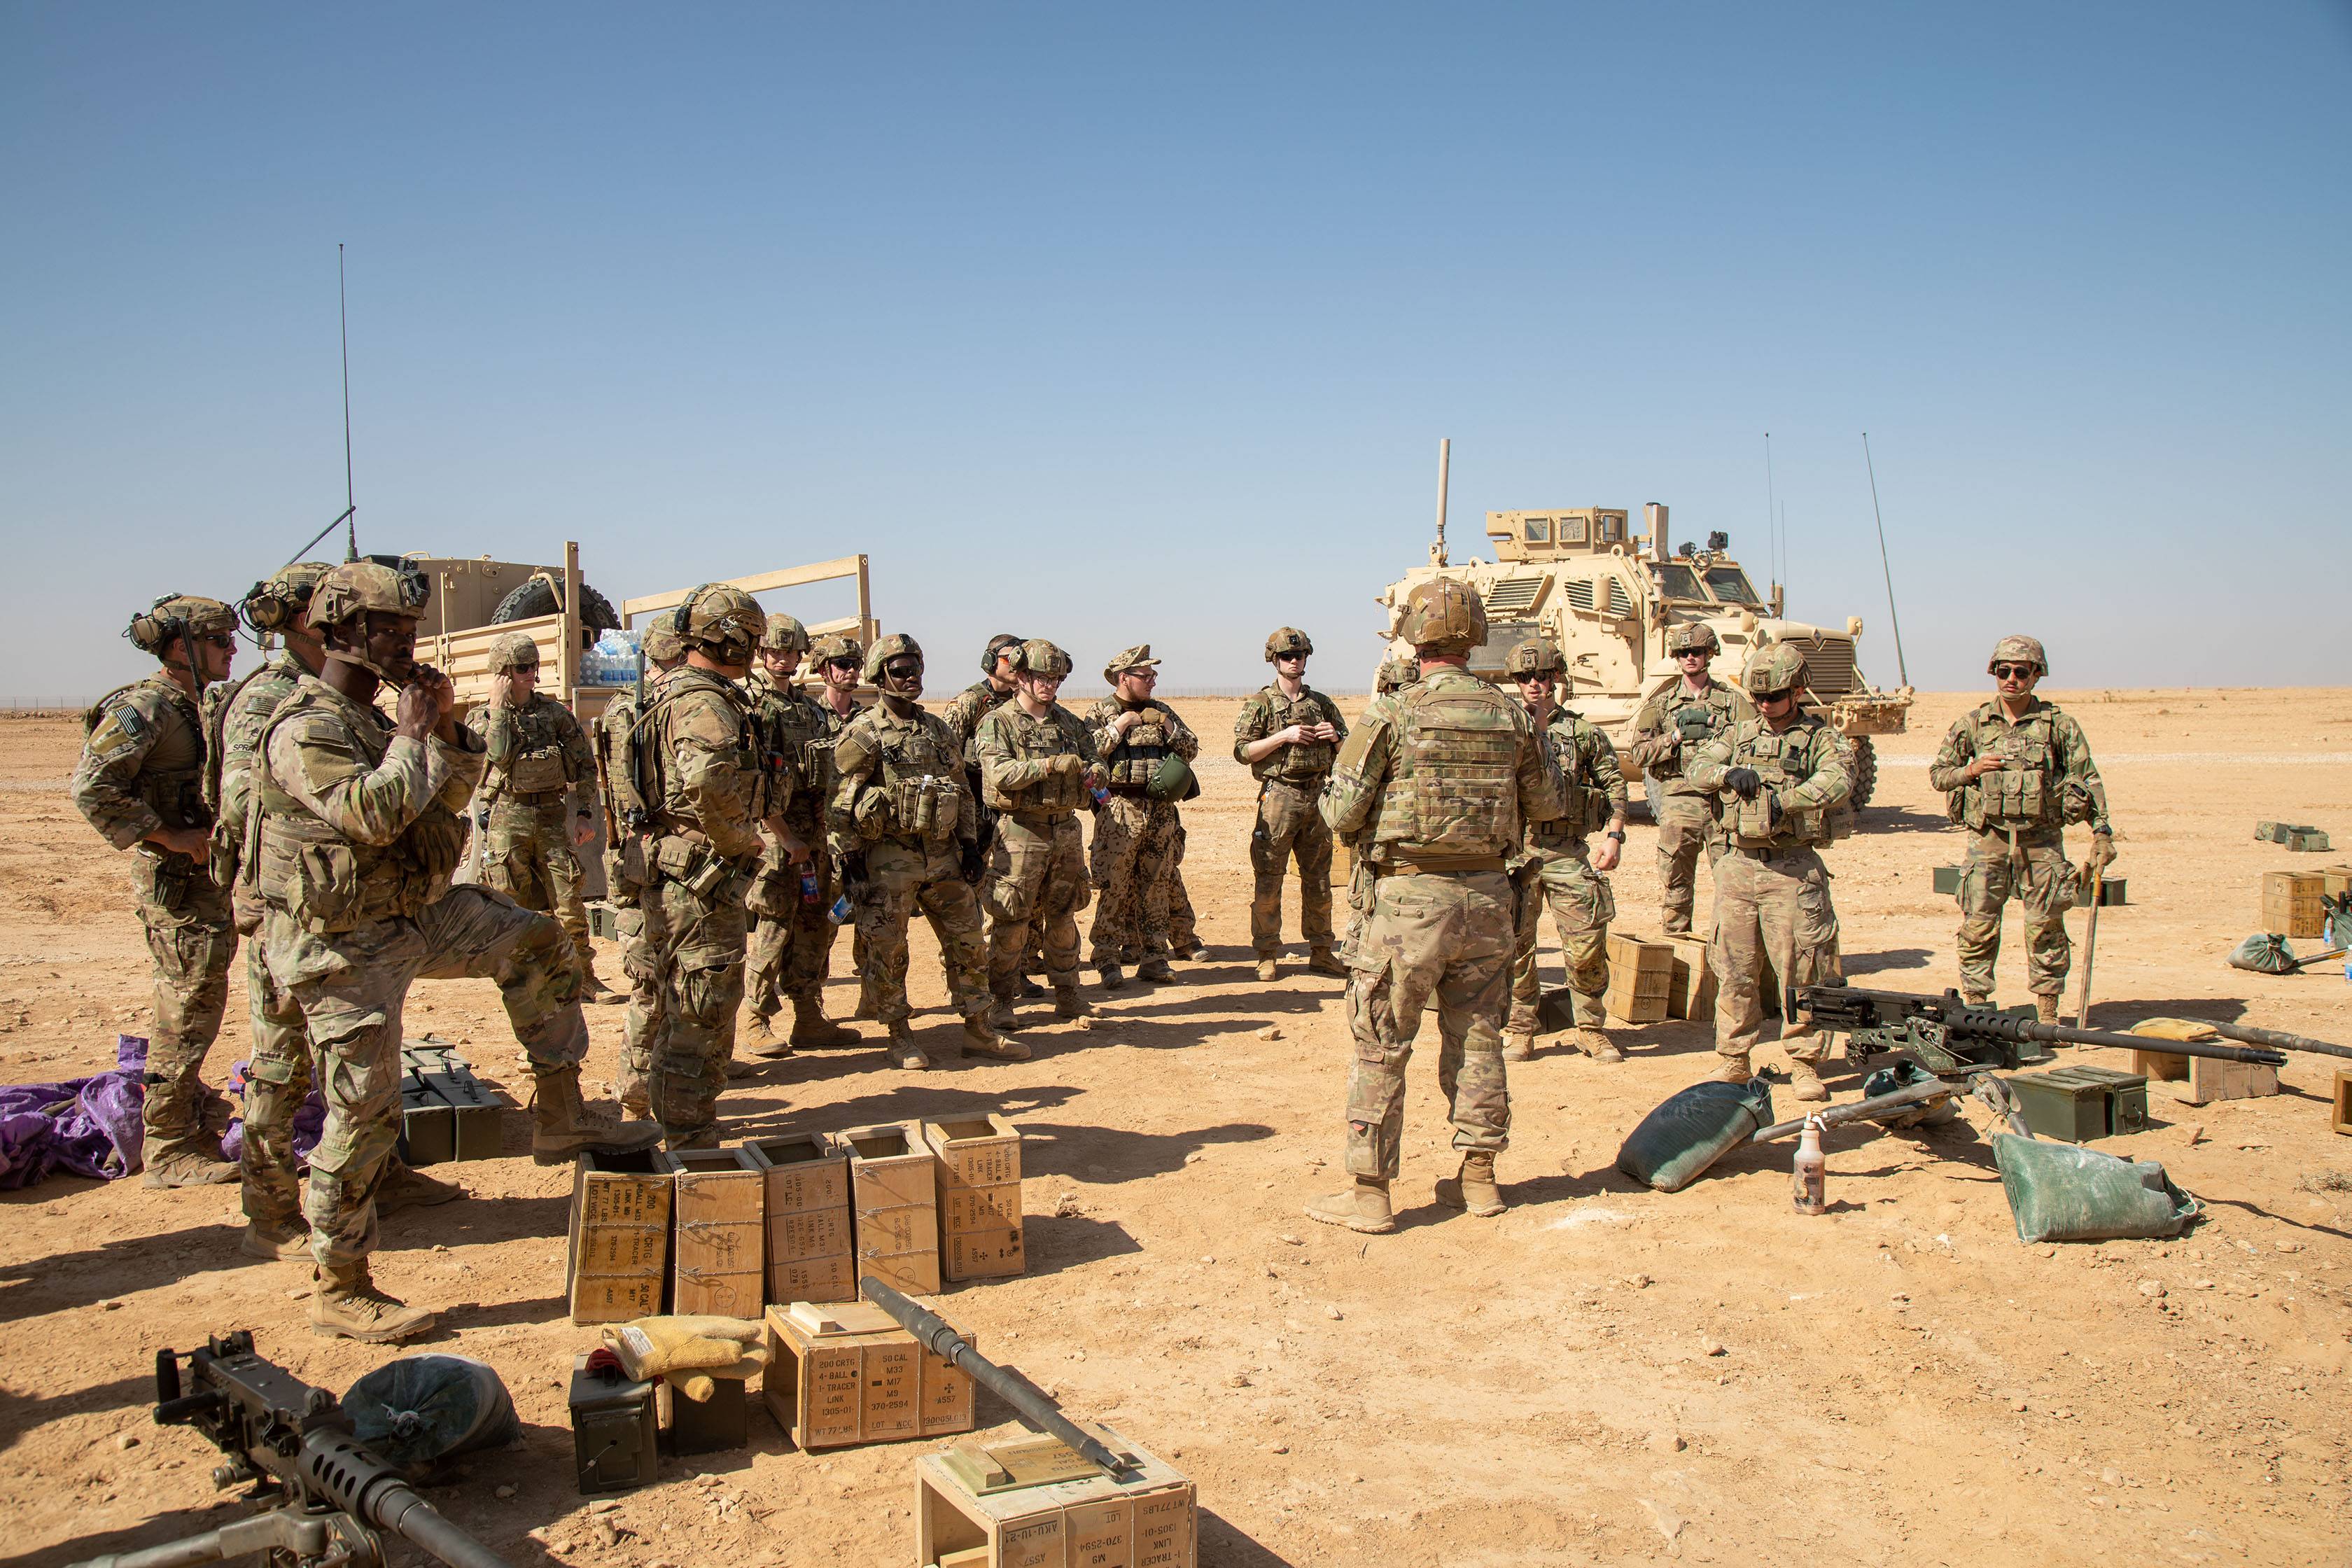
top-left (1688, 644), bottom-right (1853, 1102)
top-left (1627, 623), bottom-right (1754, 937)
top-left (255, 562), bottom-right (657, 1340)
top-left (1084, 645), bottom-right (1199, 988)
top-left (1336, 658), bottom-right (1423, 961)
top-left (807, 634), bottom-right (873, 1016)
top-left (1234, 627), bottom-right (1349, 981)
top-left (72, 593), bottom-right (241, 1187)
top-left (634, 586), bottom-right (804, 1147)
top-left (1307, 581), bottom-right (1562, 1233)
top-left (974, 640), bottom-right (1101, 1025)
top-left (219, 565), bottom-right (463, 1260)
top-left (945, 634), bottom-right (1049, 991)
top-left (829, 635), bottom-right (1028, 1070)
top-left (741, 615), bottom-right (858, 1055)
top-left (1928, 634), bottom-right (2114, 1021)
top-left (598, 611), bottom-right (686, 1115)
top-left (1502, 640), bottom-right (1628, 1064)
top-left (467, 632), bottom-right (619, 1003)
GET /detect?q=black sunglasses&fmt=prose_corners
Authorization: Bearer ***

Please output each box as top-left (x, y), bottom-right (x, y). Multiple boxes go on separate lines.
top-left (199, 633), bottom-right (236, 650)
top-left (883, 662), bottom-right (920, 680)
top-left (1754, 687), bottom-right (1795, 704)
top-left (826, 658), bottom-right (860, 671)
top-left (1992, 663), bottom-right (2038, 680)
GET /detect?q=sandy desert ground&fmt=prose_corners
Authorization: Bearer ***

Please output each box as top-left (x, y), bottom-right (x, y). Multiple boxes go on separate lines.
top-left (3, 687), bottom-right (2348, 1567)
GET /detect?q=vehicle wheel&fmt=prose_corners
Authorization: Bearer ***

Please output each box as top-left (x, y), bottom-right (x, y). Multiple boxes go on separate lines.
top-left (490, 575), bottom-right (620, 634)
top-left (1849, 737), bottom-right (1878, 810)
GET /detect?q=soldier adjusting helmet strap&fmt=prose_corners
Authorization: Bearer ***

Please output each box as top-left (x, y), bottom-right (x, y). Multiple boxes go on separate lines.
top-left (488, 631), bottom-right (542, 673)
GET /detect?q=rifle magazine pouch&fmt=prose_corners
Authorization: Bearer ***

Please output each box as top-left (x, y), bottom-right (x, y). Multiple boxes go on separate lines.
top-left (1994, 1134), bottom-right (2200, 1244)
top-left (1616, 1079), bottom-right (1775, 1193)
top-left (344, 1354), bottom-right (522, 1471)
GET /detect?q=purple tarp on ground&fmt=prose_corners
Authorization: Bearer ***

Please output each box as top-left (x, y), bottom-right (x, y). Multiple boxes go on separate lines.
top-left (218, 1060), bottom-right (326, 1164)
top-left (0, 1035), bottom-right (326, 1189)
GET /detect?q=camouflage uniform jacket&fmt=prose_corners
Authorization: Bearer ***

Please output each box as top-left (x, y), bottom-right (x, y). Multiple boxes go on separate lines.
top-left (743, 668), bottom-right (830, 850)
top-left (254, 675), bottom-right (484, 932)
top-left (1527, 706), bottom-right (1627, 848)
top-left (1084, 696), bottom-right (1199, 793)
top-left (1321, 666), bottom-right (1561, 867)
top-left (1628, 679), bottom-right (1754, 799)
top-left (210, 653), bottom-right (310, 920)
top-left (1232, 682), bottom-right (1349, 786)
top-left (74, 673), bottom-right (214, 852)
top-left (1688, 715), bottom-right (1853, 850)
top-left (827, 701), bottom-right (976, 858)
top-left (975, 701), bottom-right (1097, 819)
top-left (468, 692), bottom-right (596, 816)
top-left (1927, 697), bottom-right (2110, 836)
top-left (944, 679), bottom-right (1017, 771)
top-left (637, 667), bottom-right (780, 867)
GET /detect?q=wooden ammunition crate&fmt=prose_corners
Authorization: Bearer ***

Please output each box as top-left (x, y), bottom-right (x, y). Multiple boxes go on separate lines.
top-left (2183, 1053), bottom-right (2279, 1107)
top-left (917, 1422), bottom-right (1196, 1568)
top-left (925, 1116), bottom-right (1025, 1283)
top-left (2262, 870), bottom-right (2327, 939)
top-left (843, 1121), bottom-right (942, 1296)
top-left (2332, 1070), bottom-right (2351, 1137)
top-left (2007, 1065), bottom-right (2150, 1143)
top-left (568, 1149), bottom-right (672, 1324)
top-left (761, 1301), bottom-right (976, 1452)
top-left (2320, 867), bottom-right (2352, 900)
top-left (1665, 935), bottom-right (1716, 1021)
top-left (660, 1147), bottom-right (765, 1318)
top-left (746, 1133), bottom-right (857, 1304)
top-left (1603, 932), bottom-right (1674, 1025)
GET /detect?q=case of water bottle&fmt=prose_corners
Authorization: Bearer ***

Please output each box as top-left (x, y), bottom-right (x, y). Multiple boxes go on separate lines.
top-left (578, 629), bottom-right (643, 687)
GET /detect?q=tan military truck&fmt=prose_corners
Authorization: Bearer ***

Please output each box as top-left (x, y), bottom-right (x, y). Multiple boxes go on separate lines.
top-left (1376, 503), bottom-right (1911, 808)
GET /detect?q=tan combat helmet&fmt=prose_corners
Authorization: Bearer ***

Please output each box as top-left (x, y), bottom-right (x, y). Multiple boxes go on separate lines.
top-left (1989, 634), bottom-right (2047, 676)
top-left (1102, 643), bottom-right (1161, 684)
top-left (1400, 578), bottom-right (1487, 652)
top-left (810, 632), bottom-right (864, 670)
top-left (124, 594), bottom-right (237, 657)
top-left (1374, 654), bottom-right (1421, 694)
top-left (981, 631), bottom-right (1023, 676)
top-left (488, 631), bottom-right (542, 673)
top-left (675, 583), bottom-right (766, 664)
top-left (1744, 643), bottom-right (1809, 697)
top-left (862, 631), bottom-right (924, 685)
top-left (642, 609), bottom-right (686, 664)
top-left (307, 561), bottom-right (422, 631)
top-left (1264, 626), bottom-right (1313, 663)
top-left (1666, 622), bottom-right (1719, 656)
top-left (1011, 638), bottom-right (1072, 680)
top-left (237, 562), bottom-right (333, 637)
top-left (760, 614), bottom-right (810, 658)
top-left (1504, 638), bottom-right (1564, 681)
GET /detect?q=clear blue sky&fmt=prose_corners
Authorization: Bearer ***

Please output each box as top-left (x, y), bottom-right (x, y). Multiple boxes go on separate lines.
top-left (6, 3), bottom-right (2346, 702)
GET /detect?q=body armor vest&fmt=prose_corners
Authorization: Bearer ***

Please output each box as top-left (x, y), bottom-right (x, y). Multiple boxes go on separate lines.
top-left (1371, 680), bottom-right (1521, 860)
top-left (1252, 687), bottom-right (1338, 785)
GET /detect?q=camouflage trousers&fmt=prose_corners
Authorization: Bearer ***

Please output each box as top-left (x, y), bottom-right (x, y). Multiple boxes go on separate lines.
top-left (1088, 794), bottom-right (1179, 965)
top-left (480, 797), bottom-right (594, 976)
top-left (852, 838), bottom-right (991, 1024)
top-left (1342, 869), bottom-right (1515, 1180)
top-left (615, 894), bottom-right (662, 1112)
top-left (1250, 779), bottom-right (1335, 956)
top-left (1507, 839), bottom-right (1615, 1034)
top-left (134, 867), bottom-right (235, 1163)
top-left (1168, 825), bottom-right (1197, 952)
top-left (1710, 846), bottom-right (1839, 1066)
top-left (1956, 827), bottom-right (2076, 1000)
top-left (262, 886), bottom-right (587, 1269)
top-left (643, 865), bottom-right (750, 1144)
top-left (239, 934), bottom-right (313, 1233)
top-left (1654, 788), bottom-right (1726, 937)
top-left (986, 813), bottom-right (1089, 995)
top-left (746, 840), bottom-right (839, 1021)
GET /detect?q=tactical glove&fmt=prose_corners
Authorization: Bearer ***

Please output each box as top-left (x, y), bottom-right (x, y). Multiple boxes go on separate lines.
top-left (958, 838), bottom-right (988, 886)
top-left (1049, 752), bottom-right (1084, 778)
top-left (1722, 766), bottom-right (1762, 799)
top-left (601, 1315), bottom-right (771, 1402)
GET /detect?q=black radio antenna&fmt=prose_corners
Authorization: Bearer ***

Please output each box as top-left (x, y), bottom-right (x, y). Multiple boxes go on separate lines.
top-left (284, 244), bottom-right (358, 567)
top-left (1861, 431), bottom-right (1910, 689)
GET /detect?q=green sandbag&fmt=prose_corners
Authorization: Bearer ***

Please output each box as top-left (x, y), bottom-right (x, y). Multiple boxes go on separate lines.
top-left (2227, 934), bottom-right (2295, 974)
top-left (1617, 1079), bottom-right (1774, 1193)
top-left (1993, 1133), bottom-right (2202, 1243)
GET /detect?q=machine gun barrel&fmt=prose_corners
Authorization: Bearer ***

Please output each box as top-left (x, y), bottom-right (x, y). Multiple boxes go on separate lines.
top-left (860, 1278), bottom-right (1134, 1478)
top-left (1793, 985), bottom-right (2286, 1068)
top-left (2199, 1018), bottom-right (2352, 1063)
top-left (1751, 1077), bottom-right (1954, 1144)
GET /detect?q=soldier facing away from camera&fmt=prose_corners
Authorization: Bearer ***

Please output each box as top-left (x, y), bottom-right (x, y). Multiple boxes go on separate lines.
top-left (1234, 626), bottom-right (1349, 981)
top-left (1626, 622), bottom-right (1753, 938)
top-left (599, 610), bottom-right (687, 1114)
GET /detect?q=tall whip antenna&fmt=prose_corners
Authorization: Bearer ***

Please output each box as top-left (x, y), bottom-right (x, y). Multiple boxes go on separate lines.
top-left (339, 243), bottom-right (356, 561)
top-left (1861, 431), bottom-right (1910, 688)
top-left (1763, 432), bottom-right (1779, 596)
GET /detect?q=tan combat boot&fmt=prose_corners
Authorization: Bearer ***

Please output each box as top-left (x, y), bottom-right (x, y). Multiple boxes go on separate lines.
top-left (741, 1011), bottom-right (787, 1058)
top-left (1137, 958), bottom-right (1176, 985)
top-left (1565, 1027), bottom-right (1623, 1064)
top-left (143, 1144), bottom-right (236, 1189)
top-left (1306, 1177), bottom-right (1394, 1234)
top-left (1255, 957), bottom-right (1279, 983)
top-left (1052, 985), bottom-right (1090, 1020)
top-left (579, 966), bottom-right (625, 1006)
top-left (986, 994), bottom-right (1020, 1031)
top-left (1961, 991), bottom-right (1990, 1008)
top-left (960, 1016), bottom-right (1032, 1063)
top-left (1502, 1031), bottom-right (1535, 1063)
top-left (1709, 1055), bottom-right (1753, 1085)
top-left (1097, 962), bottom-right (1128, 992)
top-left (792, 995), bottom-right (859, 1048)
top-left (530, 1065), bottom-right (664, 1166)
top-left (1787, 1058), bottom-right (1830, 1103)
top-left (1305, 947), bottom-right (1349, 979)
top-left (2034, 995), bottom-right (2062, 1026)
top-left (883, 1022), bottom-right (930, 1070)
top-left (1434, 1152), bottom-right (1505, 1217)
top-left (377, 1162), bottom-right (465, 1214)
top-left (310, 1261), bottom-right (435, 1343)
top-left (241, 1222), bottom-right (312, 1263)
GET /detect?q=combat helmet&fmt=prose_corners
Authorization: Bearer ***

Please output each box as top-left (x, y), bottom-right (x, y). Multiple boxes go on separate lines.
top-left (1743, 643), bottom-right (1809, 699)
top-left (862, 632), bottom-right (925, 686)
top-left (1504, 638), bottom-right (1564, 680)
top-left (760, 613), bottom-right (811, 658)
top-left (307, 561), bottom-right (424, 631)
top-left (124, 593), bottom-right (238, 657)
top-left (641, 609), bottom-right (686, 664)
top-left (675, 583), bottom-right (766, 664)
top-left (1010, 638), bottom-right (1072, 680)
top-left (1400, 578), bottom-right (1487, 652)
top-left (1988, 634), bottom-right (2047, 676)
top-left (981, 632), bottom-right (1023, 676)
top-left (810, 632), bottom-right (864, 670)
top-left (1666, 622), bottom-right (1720, 657)
top-left (1264, 626), bottom-right (1313, 663)
top-left (488, 631), bottom-right (542, 673)
top-left (238, 561), bottom-right (332, 638)
top-left (1374, 654), bottom-right (1421, 694)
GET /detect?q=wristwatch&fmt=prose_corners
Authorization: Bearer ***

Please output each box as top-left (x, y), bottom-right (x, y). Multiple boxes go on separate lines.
top-left (1605, 829), bottom-right (1627, 843)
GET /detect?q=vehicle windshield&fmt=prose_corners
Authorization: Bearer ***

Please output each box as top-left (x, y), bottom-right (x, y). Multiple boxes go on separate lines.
top-left (1651, 563), bottom-right (1704, 601)
top-left (1703, 566), bottom-right (1763, 606)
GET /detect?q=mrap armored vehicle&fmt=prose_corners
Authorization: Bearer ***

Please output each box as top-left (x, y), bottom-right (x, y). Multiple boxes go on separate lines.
top-left (1377, 503), bottom-right (1912, 808)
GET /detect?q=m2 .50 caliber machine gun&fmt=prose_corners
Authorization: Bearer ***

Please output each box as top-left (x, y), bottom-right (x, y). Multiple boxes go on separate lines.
top-left (1765, 984), bottom-right (2288, 1143)
top-left (66, 1332), bottom-right (510, 1568)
